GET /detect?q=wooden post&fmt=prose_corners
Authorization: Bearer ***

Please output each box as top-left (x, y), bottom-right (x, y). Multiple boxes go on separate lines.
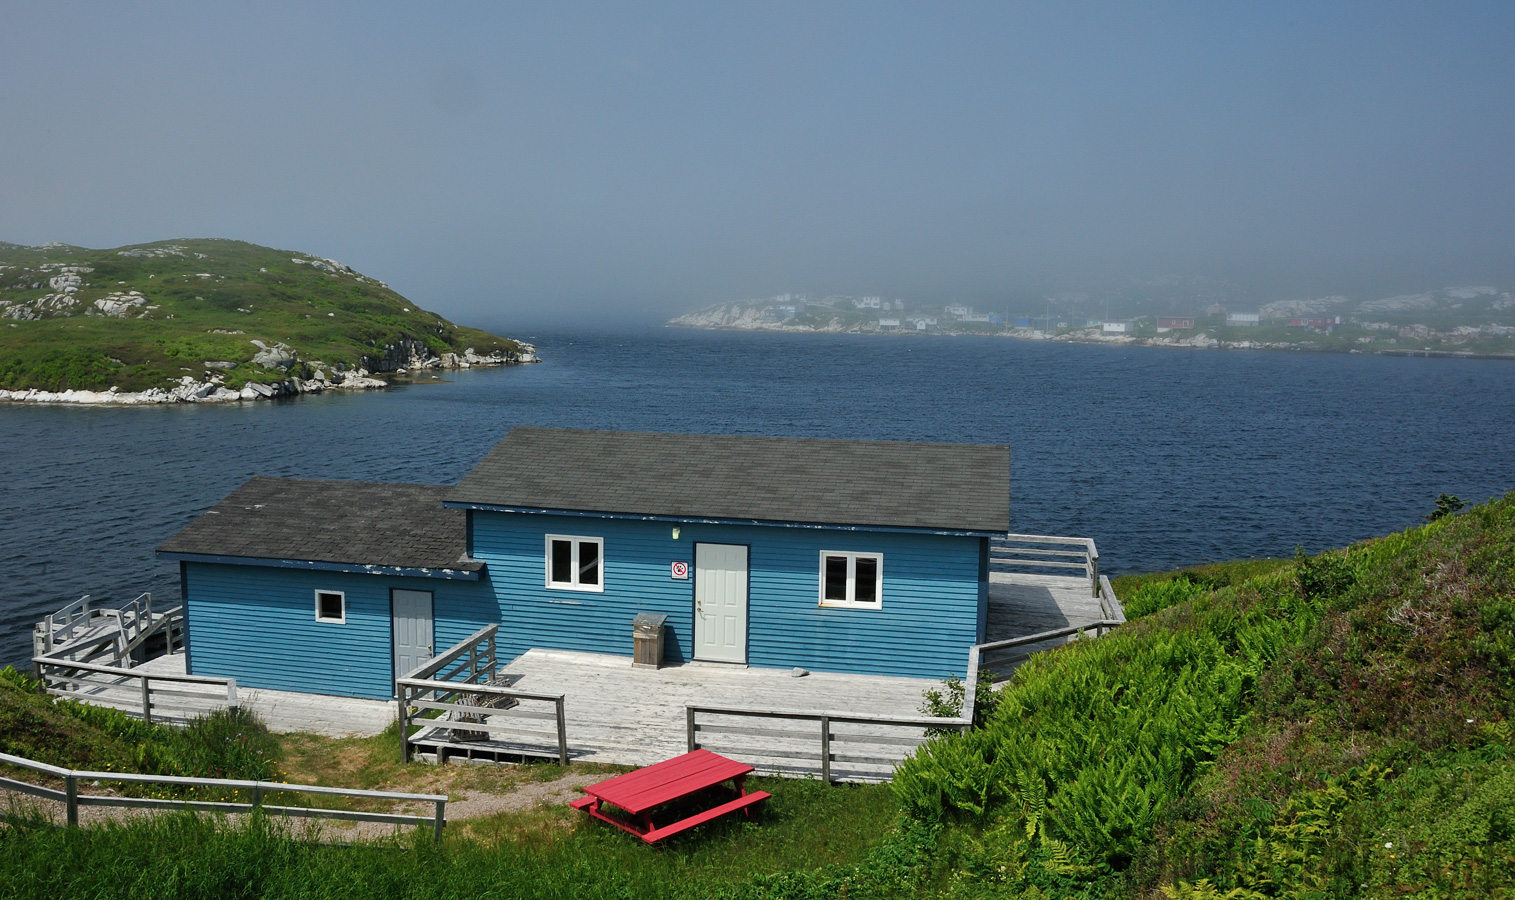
top-left (140, 677), bottom-right (152, 724)
top-left (251, 784), bottom-right (263, 808)
top-left (399, 687), bottom-right (411, 763)
top-left (555, 698), bottom-right (568, 765)
top-left (820, 715), bottom-right (831, 784)
top-left (227, 680), bottom-right (239, 711)
top-left (686, 707), bottom-right (697, 752)
top-left (1089, 551), bottom-right (1100, 598)
top-left (65, 774), bottom-right (78, 827)
top-left (433, 799), bottom-right (446, 843)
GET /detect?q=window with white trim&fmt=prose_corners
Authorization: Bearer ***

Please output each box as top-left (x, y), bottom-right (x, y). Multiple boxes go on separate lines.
top-left (546, 535), bottom-right (604, 592)
top-left (818, 551), bottom-right (882, 608)
top-left (314, 590), bottom-right (346, 623)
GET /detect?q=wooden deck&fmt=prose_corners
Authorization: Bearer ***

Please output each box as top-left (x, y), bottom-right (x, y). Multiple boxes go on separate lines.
top-left (981, 571), bottom-right (1111, 676)
top-left (108, 573), bottom-right (1109, 772)
top-left (135, 655), bottom-right (396, 737)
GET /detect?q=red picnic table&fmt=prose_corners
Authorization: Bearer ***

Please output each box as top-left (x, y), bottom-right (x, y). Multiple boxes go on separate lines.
top-left (570, 749), bottom-right (771, 844)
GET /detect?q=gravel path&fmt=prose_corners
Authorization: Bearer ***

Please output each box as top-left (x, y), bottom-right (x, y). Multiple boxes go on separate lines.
top-left (1, 770), bottom-right (605, 842)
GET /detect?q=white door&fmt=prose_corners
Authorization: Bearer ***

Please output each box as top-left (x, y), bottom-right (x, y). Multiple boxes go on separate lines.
top-left (695, 543), bottom-right (748, 664)
top-left (392, 589), bottom-right (434, 682)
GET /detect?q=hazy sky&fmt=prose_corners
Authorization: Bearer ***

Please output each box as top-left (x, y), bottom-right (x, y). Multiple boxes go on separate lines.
top-left (4, 2), bottom-right (1513, 328)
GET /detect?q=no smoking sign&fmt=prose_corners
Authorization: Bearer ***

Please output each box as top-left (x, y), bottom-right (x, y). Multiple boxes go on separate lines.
top-left (670, 561), bottom-right (689, 580)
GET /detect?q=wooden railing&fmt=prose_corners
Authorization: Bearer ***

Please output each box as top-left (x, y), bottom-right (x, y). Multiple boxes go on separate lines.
top-left (32, 656), bottom-right (237, 725)
top-left (33, 593), bottom-right (184, 670)
top-left (688, 616), bottom-right (1125, 783)
top-left (991, 533), bottom-right (1101, 598)
top-left (0, 751), bottom-right (447, 841)
top-left (397, 625), bottom-right (569, 765)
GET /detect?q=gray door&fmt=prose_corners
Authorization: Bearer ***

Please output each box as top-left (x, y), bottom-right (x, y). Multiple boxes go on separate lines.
top-left (694, 543), bottom-right (748, 664)
top-left (392, 589), bottom-right (434, 681)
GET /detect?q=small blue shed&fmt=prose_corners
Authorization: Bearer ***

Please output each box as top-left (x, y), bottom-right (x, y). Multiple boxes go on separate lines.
top-left (158, 428), bottom-right (1010, 699)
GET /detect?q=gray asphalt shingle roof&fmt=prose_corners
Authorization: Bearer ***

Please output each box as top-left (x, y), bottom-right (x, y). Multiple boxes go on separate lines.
top-left (157, 477), bottom-right (479, 572)
top-left (447, 427), bottom-right (1010, 533)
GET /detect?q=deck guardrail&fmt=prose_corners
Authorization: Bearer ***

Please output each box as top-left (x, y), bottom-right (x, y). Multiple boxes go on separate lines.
top-left (34, 593), bottom-right (184, 672)
top-left (397, 625), bottom-right (569, 765)
top-left (0, 751), bottom-right (447, 841)
top-left (32, 655), bottom-right (237, 725)
top-left (991, 533), bottom-right (1102, 598)
top-left (688, 613), bottom-right (1126, 782)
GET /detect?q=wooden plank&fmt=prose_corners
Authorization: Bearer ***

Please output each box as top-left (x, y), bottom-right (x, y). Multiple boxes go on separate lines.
top-left (0, 775), bottom-right (67, 801)
top-left (640, 791), bottom-right (770, 844)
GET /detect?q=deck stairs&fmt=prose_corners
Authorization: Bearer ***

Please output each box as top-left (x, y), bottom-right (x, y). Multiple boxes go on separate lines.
top-left (32, 593), bottom-right (184, 671)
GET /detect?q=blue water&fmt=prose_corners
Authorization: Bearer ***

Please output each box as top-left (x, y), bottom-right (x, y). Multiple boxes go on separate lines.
top-left (2, 328), bottom-right (1512, 664)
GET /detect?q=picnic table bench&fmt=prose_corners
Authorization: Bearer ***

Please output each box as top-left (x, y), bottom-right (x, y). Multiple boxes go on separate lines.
top-left (570, 748), bottom-right (770, 843)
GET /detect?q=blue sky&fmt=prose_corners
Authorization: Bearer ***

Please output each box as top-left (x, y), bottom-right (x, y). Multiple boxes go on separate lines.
top-left (3, 2), bottom-right (1512, 327)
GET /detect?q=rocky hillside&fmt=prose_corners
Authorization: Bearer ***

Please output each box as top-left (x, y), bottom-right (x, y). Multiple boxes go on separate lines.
top-left (0, 239), bottom-right (534, 402)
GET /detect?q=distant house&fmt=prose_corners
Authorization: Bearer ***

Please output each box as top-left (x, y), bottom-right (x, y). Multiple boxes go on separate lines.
top-left (853, 296), bottom-right (882, 309)
top-left (158, 429), bottom-right (1011, 698)
top-left (1014, 317), bottom-right (1033, 328)
top-left (961, 313), bottom-right (992, 323)
top-left (1101, 322), bottom-right (1131, 334)
top-left (878, 317), bottom-right (900, 330)
top-left (907, 316), bottom-right (937, 331)
top-left (1226, 313), bottom-right (1260, 326)
top-left (1289, 316), bottom-right (1341, 330)
top-left (944, 305), bottom-right (971, 317)
top-left (1156, 317), bottom-right (1195, 331)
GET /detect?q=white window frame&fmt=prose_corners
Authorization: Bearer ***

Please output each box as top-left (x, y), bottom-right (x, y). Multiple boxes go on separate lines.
top-left (314, 589), bottom-right (346, 624)
top-left (817, 551), bottom-right (883, 609)
top-left (545, 534), bottom-right (605, 593)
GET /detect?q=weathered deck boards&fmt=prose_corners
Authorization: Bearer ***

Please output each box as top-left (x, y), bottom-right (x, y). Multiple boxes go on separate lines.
top-left (127, 573), bottom-right (1103, 769)
top-left (980, 572), bottom-right (1110, 677)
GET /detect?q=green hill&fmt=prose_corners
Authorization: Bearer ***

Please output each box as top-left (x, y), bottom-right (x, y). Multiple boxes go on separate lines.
top-left (0, 239), bottom-right (527, 394)
top-left (895, 493), bottom-right (1515, 898)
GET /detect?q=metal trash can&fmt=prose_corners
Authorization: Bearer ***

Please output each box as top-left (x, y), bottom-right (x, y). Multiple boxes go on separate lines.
top-left (632, 612), bottom-right (667, 669)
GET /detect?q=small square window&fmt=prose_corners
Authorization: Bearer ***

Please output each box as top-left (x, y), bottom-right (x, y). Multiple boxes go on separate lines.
top-left (545, 535), bottom-right (605, 592)
top-left (818, 551), bottom-right (883, 609)
top-left (315, 590), bottom-right (346, 623)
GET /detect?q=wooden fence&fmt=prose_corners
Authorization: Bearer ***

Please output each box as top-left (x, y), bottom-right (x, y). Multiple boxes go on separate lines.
top-left (0, 751), bottom-right (447, 841)
top-left (397, 625), bottom-right (569, 765)
top-left (688, 617), bottom-right (1125, 782)
top-left (990, 533), bottom-right (1103, 598)
top-left (32, 656), bottom-right (237, 726)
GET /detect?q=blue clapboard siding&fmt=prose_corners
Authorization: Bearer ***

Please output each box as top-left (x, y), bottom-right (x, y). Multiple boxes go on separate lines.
top-left (183, 563), bottom-right (497, 699)
top-left (472, 513), bottom-right (983, 679)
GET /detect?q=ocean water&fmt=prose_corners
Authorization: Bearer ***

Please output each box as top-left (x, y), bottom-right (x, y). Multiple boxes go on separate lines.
top-left (2, 327), bottom-right (1512, 665)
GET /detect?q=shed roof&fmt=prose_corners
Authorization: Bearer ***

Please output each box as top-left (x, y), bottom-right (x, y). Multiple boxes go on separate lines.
top-left (157, 477), bottom-right (480, 575)
top-left (447, 427), bottom-right (1010, 534)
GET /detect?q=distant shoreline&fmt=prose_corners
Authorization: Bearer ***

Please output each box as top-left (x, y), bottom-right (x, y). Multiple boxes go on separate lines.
top-left (665, 322), bottom-right (1515, 361)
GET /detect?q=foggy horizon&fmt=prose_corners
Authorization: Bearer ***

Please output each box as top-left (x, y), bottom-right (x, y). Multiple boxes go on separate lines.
top-left (5, 3), bottom-right (1513, 330)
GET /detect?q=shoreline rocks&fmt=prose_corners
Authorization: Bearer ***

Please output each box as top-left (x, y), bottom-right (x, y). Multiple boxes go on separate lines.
top-left (0, 342), bottom-right (538, 406)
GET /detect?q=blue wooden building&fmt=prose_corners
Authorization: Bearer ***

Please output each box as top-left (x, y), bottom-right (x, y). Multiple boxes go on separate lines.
top-left (158, 428), bottom-right (1010, 700)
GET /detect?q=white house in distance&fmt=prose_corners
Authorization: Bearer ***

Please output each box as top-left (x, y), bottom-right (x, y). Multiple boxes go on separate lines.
top-left (1226, 313), bottom-right (1260, 326)
top-left (945, 305), bottom-right (971, 317)
top-left (1101, 322), bottom-right (1131, 334)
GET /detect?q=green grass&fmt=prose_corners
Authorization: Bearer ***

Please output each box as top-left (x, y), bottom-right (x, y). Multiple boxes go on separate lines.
top-left (0, 239), bottom-right (521, 391)
top-left (0, 779), bottom-right (914, 900)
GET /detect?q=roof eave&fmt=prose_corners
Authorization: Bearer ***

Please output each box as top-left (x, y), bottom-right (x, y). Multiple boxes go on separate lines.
top-left (158, 551), bottom-right (484, 581)
top-left (442, 501), bottom-right (1004, 538)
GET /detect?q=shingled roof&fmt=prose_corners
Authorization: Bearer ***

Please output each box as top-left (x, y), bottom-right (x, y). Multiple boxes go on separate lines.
top-left (446, 427), bottom-right (1010, 534)
top-left (158, 477), bottom-right (480, 575)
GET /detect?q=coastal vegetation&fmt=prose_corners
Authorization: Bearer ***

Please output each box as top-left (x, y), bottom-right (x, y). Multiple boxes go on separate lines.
top-left (2, 493), bottom-right (1512, 898)
top-left (0, 239), bottom-right (525, 394)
